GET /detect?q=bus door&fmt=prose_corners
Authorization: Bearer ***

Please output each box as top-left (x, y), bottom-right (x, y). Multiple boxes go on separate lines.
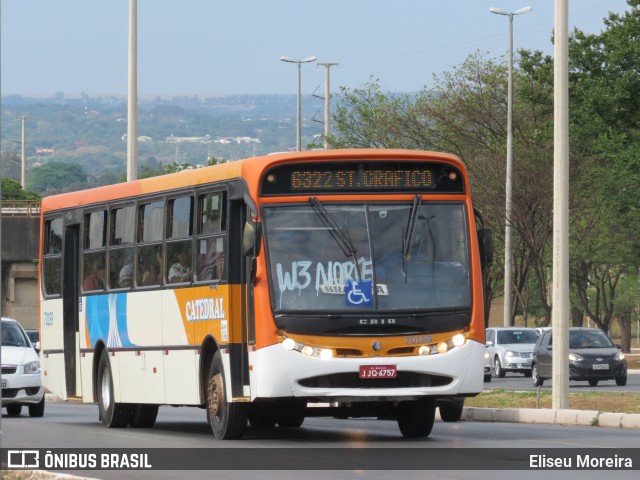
top-left (62, 224), bottom-right (81, 398)
top-left (227, 198), bottom-right (251, 400)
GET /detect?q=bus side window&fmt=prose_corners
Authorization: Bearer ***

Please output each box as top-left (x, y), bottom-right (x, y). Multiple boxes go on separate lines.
top-left (196, 191), bottom-right (226, 282)
top-left (108, 205), bottom-right (135, 289)
top-left (136, 200), bottom-right (164, 287)
top-left (82, 210), bottom-right (107, 293)
top-left (43, 218), bottom-right (63, 296)
top-left (166, 195), bottom-right (194, 284)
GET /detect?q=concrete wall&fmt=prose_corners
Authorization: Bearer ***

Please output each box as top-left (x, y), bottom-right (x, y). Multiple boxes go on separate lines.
top-left (1, 211), bottom-right (40, 328)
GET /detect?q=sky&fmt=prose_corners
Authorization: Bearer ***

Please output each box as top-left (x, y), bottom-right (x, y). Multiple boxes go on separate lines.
top-left (0, 0), bottom-right (633, 97)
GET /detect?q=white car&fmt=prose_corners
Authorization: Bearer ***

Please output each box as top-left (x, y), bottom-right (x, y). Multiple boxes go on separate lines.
top-left (485, 327), bottom-right (540, 378)
top-left (1, 317), bottom-right (45, 417)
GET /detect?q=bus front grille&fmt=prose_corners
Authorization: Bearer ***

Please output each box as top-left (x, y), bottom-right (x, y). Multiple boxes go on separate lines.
top-left (298, 372), bottom-right (452, 389)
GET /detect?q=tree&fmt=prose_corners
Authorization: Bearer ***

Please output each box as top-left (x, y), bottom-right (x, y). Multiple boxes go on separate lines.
top-left (1, 177), bottom-right (40, 201)
top-left (564, 2), bottom-right (640, 341)
top-left (27, 162), bottom-right (88, 194)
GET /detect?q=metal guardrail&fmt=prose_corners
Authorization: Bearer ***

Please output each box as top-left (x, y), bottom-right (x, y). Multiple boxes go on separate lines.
top-left (0, 200), bottom-right (41, 217)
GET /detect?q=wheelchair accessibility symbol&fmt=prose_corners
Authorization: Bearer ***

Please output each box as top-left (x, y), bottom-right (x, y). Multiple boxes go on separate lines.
top-left (345, 280), bottom-right (373, 307)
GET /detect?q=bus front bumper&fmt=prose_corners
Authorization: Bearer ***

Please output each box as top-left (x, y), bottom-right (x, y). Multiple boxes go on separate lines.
top-left (249, 340), bottom-right (484, 401)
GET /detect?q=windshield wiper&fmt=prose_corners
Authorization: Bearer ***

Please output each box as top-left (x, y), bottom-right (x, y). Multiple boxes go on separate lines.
top-left (403, 195), bottom-right (422, 260)
top-left (308, 197), bottom-right (361, 280)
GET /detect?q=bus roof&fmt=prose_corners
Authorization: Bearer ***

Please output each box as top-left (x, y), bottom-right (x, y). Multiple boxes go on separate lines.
top-left (39, 149), bottom-right (464, 213)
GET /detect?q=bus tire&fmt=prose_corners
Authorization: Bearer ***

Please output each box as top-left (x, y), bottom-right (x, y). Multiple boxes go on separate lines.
top-left (97, 350), bottom-right (132, 428)
top-left (397, 397), bottom-right (435, 438)
top-left (439, 400), bottom-right (464, 423)
top-left (129, 404), bottom-right (159, 428)
top-left (248, 403), bottom-right (277, 429)
top-left (207, 351), bottom-right (247, 439)
top-left (275, 399), bottom-right (306, 428)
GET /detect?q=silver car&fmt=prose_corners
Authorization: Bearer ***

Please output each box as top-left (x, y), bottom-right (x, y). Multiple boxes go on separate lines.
top-left (1, 317), bottom-right (45, 417)
top-left (486, 327), bottom-right (540, 378)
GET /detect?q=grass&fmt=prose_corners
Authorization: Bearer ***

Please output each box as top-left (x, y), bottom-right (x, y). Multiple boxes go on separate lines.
top-left (466, 388), bottom-right (640, 414)
top-left (467, 352), bottom-right (640, 414)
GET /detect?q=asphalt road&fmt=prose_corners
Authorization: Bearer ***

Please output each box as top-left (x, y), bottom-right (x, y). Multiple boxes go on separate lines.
top-left (2, 401), bottom-right (640, 480)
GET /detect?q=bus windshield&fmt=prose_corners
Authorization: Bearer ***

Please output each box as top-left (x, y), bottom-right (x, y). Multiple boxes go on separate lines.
top-left (264, 202), bottom-right (471, 312)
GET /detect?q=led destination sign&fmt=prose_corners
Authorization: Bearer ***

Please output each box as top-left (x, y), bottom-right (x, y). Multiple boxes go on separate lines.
top-left (261, 161), bottom-right (464, 195)
top-left (291, 169), bottom-right (433, 191)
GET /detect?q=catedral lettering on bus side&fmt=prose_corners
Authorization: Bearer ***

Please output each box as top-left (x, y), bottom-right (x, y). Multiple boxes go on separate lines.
top-left (185, 297), bottom-right (225, 322)
top-left (39, 149), bottom-right (493, 440)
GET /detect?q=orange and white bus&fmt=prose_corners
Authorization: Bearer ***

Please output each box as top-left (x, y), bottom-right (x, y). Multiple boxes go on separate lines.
top-left (39, 149), bottom-right (492, 439)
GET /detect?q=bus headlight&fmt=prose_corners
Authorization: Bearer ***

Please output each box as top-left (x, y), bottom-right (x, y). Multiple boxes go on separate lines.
top-left (282, 337), bottom-right (334, 360)
top-left (437, 342), bottom-right (448, 354)
top-left (452, 334), bottom-right (466, 347)
top-left (319, 349), bottom-right (333, 360)
top-left (282, 338), bottom-right (296, 351)
top-left (418, 345), bottom-right (430, 356)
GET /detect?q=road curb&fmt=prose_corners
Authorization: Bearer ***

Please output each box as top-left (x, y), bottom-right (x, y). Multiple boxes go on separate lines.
top-left (462, 407), bottom-right (640, 429)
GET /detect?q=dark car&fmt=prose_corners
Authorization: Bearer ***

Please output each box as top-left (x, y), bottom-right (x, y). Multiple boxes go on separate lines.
top-left (25, 329), bottom-right (39, 352)
top-left (531, 327), bottom-right (627, 387)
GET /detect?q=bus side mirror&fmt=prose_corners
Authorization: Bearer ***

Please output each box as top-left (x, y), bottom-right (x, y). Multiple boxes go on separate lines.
top-left (477, 228), bottom-right (494, 268)
top-left (243, 220), bottom-right (262, 257)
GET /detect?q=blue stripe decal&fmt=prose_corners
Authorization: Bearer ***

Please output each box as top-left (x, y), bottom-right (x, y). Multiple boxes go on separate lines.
top-left (86, 293), bottom-right (136, 348)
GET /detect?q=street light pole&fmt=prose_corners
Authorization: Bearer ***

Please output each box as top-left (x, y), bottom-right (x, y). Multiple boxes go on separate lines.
top-left (280, 56), bottom-right (317, 151)
top-left (552, 0), bottom-right (570, 410)
top-left (127, 0), bottom-right (138, 182)
top-left (318, 63), bottom-right (339, 149)
top-left (17, 116), bottom-right (30, 189)
top-left (489, 6), bottom-right (532, 327)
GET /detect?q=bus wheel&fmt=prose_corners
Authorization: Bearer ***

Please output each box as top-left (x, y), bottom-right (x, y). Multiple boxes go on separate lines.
top-left (248, 403), bottom-right (277, 429)
top-left (97, 350), bottom-right (132, 428)
top-left (129, 404), bottom-right (159, 428)
top-left (207, 351), bottom-right (247, 439)
top-left (276, 399), bottom-right (306, 428)
top-left (439, 400), bottom-right (464, 423)
top-left (397, 397), bottom-right (436, 438)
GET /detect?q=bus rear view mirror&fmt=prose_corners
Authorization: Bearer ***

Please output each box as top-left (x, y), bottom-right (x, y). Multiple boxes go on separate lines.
top-left (243, 221), bottom-right (262, 257)
top-left (478, 228), bottom-right (494, 268)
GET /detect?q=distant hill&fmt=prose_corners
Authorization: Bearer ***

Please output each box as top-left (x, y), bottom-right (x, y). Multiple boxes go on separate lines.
top-left (0, 94), bottom-right (330, 183)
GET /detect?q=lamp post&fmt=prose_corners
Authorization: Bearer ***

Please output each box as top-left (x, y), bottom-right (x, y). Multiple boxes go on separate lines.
top-left (280, 55), bottom-right (317, 151)
top-left (127, 0), bottom-right (138, 181)
top-left (489, 5), bottom-right (532, 327)
top-left (16, 116), bottom-right (30, 189)
top-left (318, 63), bottom-right (339, 149)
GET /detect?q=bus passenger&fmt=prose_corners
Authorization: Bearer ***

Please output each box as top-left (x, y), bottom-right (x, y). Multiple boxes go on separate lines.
top-left (118, 254), bottom-right (133, 288)
top-left (83, 258), bottom-right (105, 291)
top-left (141, 262), bottom-right (160, 286)
top-left (169, 247), bottom-right (192, 283)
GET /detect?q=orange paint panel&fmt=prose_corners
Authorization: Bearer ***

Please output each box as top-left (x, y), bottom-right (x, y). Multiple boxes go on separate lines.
top-left (171, 284), bottom-right (244, 346)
